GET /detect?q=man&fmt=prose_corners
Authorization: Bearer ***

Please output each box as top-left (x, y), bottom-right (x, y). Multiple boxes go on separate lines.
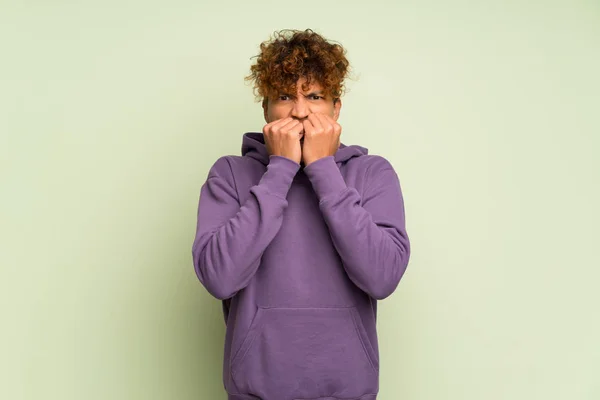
top-left (192, 29), bottom-right (410, 400)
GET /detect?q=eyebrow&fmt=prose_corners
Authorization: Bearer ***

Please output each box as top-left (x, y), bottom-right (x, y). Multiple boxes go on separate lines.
top-left (278, 91), bottom-right (325, 98)
top-left (303, 91), bottom-right (325, 97)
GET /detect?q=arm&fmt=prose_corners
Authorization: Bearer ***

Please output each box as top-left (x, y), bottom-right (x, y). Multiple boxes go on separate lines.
top-left (192, 155), bottom-right (299, 300)
top-left (303, 156), bottom-right (411, 300)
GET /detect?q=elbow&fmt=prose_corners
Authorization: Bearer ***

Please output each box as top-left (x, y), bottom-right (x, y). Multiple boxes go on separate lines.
top-left (203, 279), bottom-right (238, 300)
top-left (192, 247), bottom-right (238, 300)
top-left (368, 251), bottom-right (410, 300)
top-left (370, 232), bottom-right (411, 300)
top-left (194, 261), bottom-right (238, 300)
top-left (368, 277), bottom-right (401, 300)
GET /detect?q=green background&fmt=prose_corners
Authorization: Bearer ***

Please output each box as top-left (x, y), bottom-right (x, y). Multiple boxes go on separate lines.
top-left (1, 0), bottom-right (599, 399)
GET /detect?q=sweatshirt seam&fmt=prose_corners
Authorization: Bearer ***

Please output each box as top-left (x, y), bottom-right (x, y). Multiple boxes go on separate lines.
top-left (364, 166), bottom-right (394, 195)
top-left (260, 163), bottom-right (297, 200)
top-left (361, 159), bottom-right (371, 199)
top-left (303, 155), bottom-right (335, 173)
top-left (269, 154), bottom-right (301, 169)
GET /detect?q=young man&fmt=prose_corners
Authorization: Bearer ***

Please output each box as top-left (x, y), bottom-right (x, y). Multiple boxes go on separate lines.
top-left (192, 29), bottom-right (410, 400)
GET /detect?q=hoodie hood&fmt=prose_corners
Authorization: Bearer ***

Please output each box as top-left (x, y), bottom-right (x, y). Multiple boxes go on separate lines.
top-left (241, 131), bottom-right (368, 167)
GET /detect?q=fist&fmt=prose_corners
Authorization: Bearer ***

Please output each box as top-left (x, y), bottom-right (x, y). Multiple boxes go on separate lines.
top-left (301, 113), bottom-right (342, 166)
top-left (263, 117), bottom-right (303, 165)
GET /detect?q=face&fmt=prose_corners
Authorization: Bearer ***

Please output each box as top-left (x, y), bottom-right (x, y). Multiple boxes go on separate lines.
top-left (263, 77), bottom-right (342, 129)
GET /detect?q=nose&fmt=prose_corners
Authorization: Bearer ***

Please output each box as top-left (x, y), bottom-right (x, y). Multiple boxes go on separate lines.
top-left (291, 96), bottom-right (309, 119)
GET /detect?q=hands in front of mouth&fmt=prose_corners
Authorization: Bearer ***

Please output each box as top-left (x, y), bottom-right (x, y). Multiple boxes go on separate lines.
top-left (263, 113), bottom-right (341, 166)
top-left (300, 113), bottom-right (341, 167)
top-left (263, 117), bottom-right (304, 164)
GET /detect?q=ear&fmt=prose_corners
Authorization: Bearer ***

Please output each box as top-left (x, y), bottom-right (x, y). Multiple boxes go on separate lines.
top-left (262, 98), bottom-right (268, 123)
top-left (333, 98), bottom-right (342, 121)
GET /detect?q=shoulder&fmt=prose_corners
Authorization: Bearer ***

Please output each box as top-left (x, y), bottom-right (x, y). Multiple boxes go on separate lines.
top-left (207, 155), bottom-right (260, 183)
top-left (353, 154), bottom-right (397, 174)
top-left (207, 156), bottom-right (234, 179)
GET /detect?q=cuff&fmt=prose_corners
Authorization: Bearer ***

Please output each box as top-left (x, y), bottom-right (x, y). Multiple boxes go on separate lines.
top-left (258, 155), bottom-right (301, 198)
top-left (303, 156), bottom-right (347, 200)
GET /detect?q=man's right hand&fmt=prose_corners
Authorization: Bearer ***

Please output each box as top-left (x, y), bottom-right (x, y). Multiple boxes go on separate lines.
top-left (263, 117), bottom-right (303, 165)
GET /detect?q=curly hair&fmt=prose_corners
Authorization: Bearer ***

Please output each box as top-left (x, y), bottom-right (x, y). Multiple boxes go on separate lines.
top-left (245, 29), bottom-right (350, 102)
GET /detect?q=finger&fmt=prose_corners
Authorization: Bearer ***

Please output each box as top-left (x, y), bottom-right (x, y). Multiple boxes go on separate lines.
top-left (270, 117), bottom-right (294, 132)
top-left (275, 119), bottom-right (299, 135)
top-left (265, 117), bottom-right (288, 129)
top-left (320, 114), bottom-right (341, 135)
top-left (319, 113), bottom-right (336, 125)
top-left (307, 113), bottom-right (323, 133)
top-left (288, 121), bottom-right (305, 136)
top-left (315, 113), bottom-right (333, 132)
top-left (302, 119), bottom-right (315, 135)
top-left (264, 118), bottom-right (287, 136)
top-left (284, 120), bottom-right (305, 136)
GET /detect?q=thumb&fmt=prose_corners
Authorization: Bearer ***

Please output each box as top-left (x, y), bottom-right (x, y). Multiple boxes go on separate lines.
top-left (302, 119), bottom-right (313, 133)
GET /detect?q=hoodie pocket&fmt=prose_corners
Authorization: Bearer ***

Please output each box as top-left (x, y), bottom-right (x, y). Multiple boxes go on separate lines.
top-left (230, 307), bottom-right (379, 399)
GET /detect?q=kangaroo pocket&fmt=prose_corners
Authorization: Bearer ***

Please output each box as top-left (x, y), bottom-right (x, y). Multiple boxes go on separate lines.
top-left (230, 307), bottom-right (379, 399)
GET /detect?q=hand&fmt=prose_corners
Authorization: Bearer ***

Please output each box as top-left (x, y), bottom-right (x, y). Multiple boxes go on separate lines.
top-left (263, 117), bottom-right (303, 164)
top-left (301, 113), bottom-right (341, 166)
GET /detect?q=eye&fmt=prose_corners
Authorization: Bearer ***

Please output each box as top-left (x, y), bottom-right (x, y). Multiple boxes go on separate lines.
top-left (310, 95), bottom-right (323, 100)
top-left (278, 95), bottom-right (290, 101)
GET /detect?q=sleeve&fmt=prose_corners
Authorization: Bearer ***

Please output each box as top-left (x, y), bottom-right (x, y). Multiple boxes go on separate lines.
top-left (303, 155), bottom-right (411, 300)
top-left (191, 155), bottom-right (300, 300)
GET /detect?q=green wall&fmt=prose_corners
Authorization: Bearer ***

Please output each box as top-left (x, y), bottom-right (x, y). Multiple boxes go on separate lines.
top-left (1, 1), bottom-right (599, 399)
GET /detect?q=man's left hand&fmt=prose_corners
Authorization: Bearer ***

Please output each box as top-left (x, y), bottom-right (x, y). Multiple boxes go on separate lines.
top-left (301, 113), bottom-right (342, 166)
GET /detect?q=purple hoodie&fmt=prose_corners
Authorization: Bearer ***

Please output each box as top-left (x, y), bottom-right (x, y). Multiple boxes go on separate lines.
top-left (192, 132), bottom-right (410, 400)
